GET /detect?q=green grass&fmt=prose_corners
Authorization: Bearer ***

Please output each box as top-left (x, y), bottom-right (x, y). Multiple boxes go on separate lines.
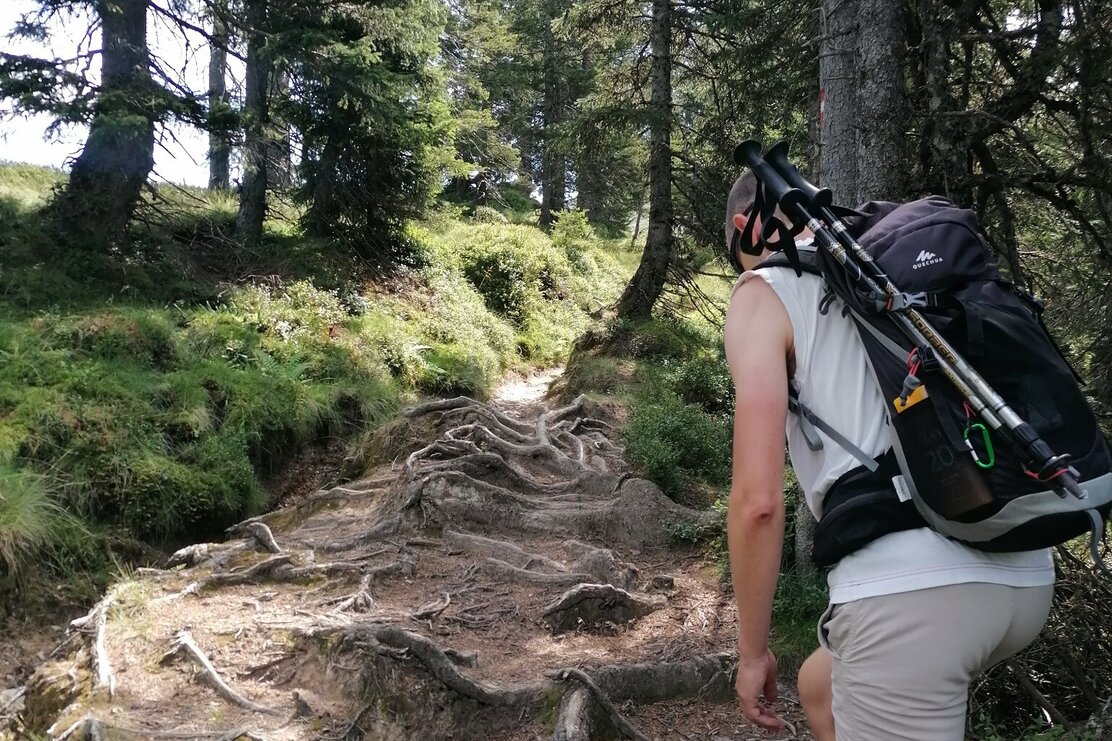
top-left (0, 163), bottom-right (631, 607)
top-left (558, 312), bottom-right (735, 503)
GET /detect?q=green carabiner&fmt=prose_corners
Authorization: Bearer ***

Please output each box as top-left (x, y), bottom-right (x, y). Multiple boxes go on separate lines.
top-left (963, 423), bottom-right (995, 469)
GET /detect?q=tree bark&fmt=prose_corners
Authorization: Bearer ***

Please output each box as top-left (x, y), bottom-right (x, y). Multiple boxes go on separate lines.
top-left (539, 3), bottom-right (566, 227)
top-left (305, 135), bottom-right (339, 236)
top-left (207, 0), bottom-right (231, 191)
top-left (919, 0), bottom-right (968, 204)
top-left (269, 68), bottom-right (293, 188)
top-left (614, 0), bottom-right (672, 319)
top-left (794, 491), bottom-right (817, 580)
top-left (854, 0), bottom-right (907, 202)
top-left (236, 0), bottom-right (270, 245)
top-left (818, 0), bottom-right (859, 204)
top-left (54, 0), bottom-right (154, 248)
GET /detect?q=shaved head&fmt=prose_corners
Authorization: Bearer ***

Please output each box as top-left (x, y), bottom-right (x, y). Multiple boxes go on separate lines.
top-left (725, 171), bottom-right (758, 248)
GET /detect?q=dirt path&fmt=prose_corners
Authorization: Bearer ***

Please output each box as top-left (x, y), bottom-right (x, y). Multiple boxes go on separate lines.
top-left (8, 370), bottom-right (814, 741)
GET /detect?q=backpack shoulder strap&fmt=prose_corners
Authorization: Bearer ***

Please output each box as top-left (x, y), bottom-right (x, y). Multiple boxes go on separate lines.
top-left (756, 246), bottom-right (821, 276)
top-left (788, 386), bottom-right (881, 473)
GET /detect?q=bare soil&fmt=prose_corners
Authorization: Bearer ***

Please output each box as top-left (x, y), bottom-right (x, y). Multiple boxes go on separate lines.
top-left (3, 370), bottom-right (814, 741)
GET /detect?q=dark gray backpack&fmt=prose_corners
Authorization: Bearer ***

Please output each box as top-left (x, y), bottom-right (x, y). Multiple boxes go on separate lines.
top-left (761, 197), bottom-right (1112, 567)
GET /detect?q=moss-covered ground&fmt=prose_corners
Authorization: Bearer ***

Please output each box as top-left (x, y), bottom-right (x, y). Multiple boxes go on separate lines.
top-left (0, 164), bottom-right (632, 611)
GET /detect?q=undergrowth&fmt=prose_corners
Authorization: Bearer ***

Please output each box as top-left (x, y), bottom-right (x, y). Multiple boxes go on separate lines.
top-left (0, 164), bottom-right (629, 611)
top-left (559, 306), bottom-right (832, 665)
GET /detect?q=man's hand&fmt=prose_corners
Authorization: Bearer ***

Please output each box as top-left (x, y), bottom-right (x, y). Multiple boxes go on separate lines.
top-left (736, 647), bottom-right (786, 732)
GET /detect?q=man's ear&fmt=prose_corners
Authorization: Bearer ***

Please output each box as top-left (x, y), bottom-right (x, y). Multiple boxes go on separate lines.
top-left (733, 213), bottom-right (748, 232)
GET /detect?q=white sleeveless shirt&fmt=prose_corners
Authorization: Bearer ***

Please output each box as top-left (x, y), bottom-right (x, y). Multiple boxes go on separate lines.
top-left (733, 264), bottom-right (1054, 604)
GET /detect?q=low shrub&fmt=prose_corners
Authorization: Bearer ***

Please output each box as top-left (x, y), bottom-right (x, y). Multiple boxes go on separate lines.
top-left (625, 387), bottom-right (731, 498)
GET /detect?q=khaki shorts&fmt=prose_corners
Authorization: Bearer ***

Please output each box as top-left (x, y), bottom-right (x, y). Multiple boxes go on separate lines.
top-left (817, 582), bottom-right (1054, 741)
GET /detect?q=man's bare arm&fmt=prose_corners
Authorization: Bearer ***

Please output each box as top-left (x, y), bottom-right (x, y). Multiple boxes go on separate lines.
top-left (723, 276), bottom-right (792, 732)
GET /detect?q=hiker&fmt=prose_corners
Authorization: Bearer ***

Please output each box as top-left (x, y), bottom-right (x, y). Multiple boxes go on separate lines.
top-left (722, 170), bottom-right (1056, 740)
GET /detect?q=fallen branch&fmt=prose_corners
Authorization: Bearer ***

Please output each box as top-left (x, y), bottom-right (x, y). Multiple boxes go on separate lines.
top-left (546, 667), bottom-right (650, 741)
top-left (0, 687), bottom-right (25, 718)
top-left (1008, 659), bottom-right (1071, 729)
top-left (70, 592), bottom-right (116, 698)
top-left (161, 630), bottom-right (278, 715)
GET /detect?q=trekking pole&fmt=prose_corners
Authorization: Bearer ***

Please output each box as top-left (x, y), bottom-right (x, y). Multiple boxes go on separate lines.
top-left (735, 140), bottom-right (1086, 501)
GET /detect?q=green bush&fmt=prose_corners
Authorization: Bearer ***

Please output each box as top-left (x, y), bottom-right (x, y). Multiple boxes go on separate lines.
top-left (462, 246), bottom-right (535, 321)
top-left (666, 354), bottom-right (734, 417)
top-left (619, 317), bottom-right (716, 360)
top-left (418, 343), bottom-right (495, 398)
top-left (625, 388), bottom-right (731, 498)
top-left (472, 205), bottom-right (508, 224)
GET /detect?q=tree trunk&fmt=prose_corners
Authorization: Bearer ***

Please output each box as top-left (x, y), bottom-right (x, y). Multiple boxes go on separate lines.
top-left (854, 0), bottom-right (907, 202)
top-left (54, 0), bottom-right (154, 248)
top-left (539, 4), bottom-right (565, 227)
top-left (575, 50), bottom-right (602, 224)
top-left (236, 0), bottom-right (270, 245)
top-left (919, 0), bottom-right (969, 204)
top-left (576, 155), bottom-right (602, 223)
top-left (794, 491), bottom-right (817, 580)
top-left (614, 0), bottom-right (672, 319)
top-left (629, 182), bottom-right (647, 248)
top-left (207, 0), bottom-right (231, 190)
top-left (305, 136), bottom-right (339, 236)
top-left (818, 0), bottom-right (858, 204)
top-left (269, 68), bottom-right (293, 188)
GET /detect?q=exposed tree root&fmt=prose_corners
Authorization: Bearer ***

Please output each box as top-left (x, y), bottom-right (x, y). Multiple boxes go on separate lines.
top-left (320, 558), bottom-right (417, 613)
top-left (317, 514), bottom-right (401, 553)
top-left (552, 687), bottom-right (595, 741)
top-left (166, 543), bottom-right (219, 569)
top-left (325, 573), bottom-right (375, 613)
top-left (339, 623), bottom-right (546, 707)
top-left (161, 630), bottom-right (278, 715)
top-left (199, 555), bottom-right (294, 589)
top-left (191, 553), bottom-right (400, 594)
top-left (69, 592), bottom-right (116, 698)
top-left (405, 396), bottom-right (534, 438)
top-left (564, 540), bottom-right (639, 589)
top-left (226, 479), bottom-right (391, 538)
top-left (481, 558), bottom-right (594, 587)
top-left (543, 584), bottom-right (663, 633)
top-left (245, 522), bottom-right (282, 554)
top-left (413, 471), bottom-right (710, 548)
top-left (412, 592), bottom-right (452, 621)
top-left (444, 648), bottom-right (478, 668)
top-left (587, 654), bottom-right (736, 704)
top-left (164, 524), bottom-right (277, 573)
top-left (334, 620), bottom-right (736, 707)
top-left (444, 529), bottom-right (567, 572)
top-left (547, 668), bottom-right (650, 741)
top-left (55, 714), bottom-right (105, 741)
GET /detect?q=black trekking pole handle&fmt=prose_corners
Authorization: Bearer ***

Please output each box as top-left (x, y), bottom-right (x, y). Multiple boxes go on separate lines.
top-left (765, 142), bottom-right (833, 211)
top-left (750, 140), bottom-right (1087, 500)
top-left (734, 140), bottom-right (809, 223)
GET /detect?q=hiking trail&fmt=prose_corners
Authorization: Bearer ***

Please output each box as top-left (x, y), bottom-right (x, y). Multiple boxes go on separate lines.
top-left (8, 368), bottom-right (814, 740)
